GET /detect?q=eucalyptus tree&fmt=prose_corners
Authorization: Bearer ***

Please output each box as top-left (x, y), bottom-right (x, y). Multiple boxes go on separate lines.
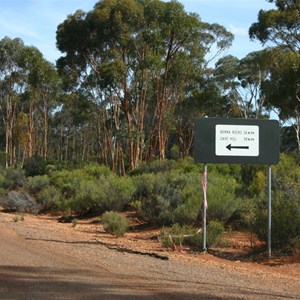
top-left (259, 48), bottom-right (300, 152)
top-left (0, 37), bottom-right (27, 167)
top-left (56, 0), bottom-right (233, 170)
top-left (213, 51), bottom-right (271, 119)
top-left (249, 0), bottom-right (300, 152)
top-left (19, 46), bottom-right (60, 160)
top-left (249, 0), bottom-right (300, 53)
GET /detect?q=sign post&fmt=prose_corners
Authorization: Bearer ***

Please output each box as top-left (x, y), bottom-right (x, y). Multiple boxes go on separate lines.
top-left (268, 166), bottom-right (272, 258)
top-left (202, 164), bottom-right (207, 252)
top-left (194, 118), bottom-right (279, 257)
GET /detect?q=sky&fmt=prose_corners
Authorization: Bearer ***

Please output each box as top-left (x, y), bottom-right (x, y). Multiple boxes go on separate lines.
top-left (0, 0), bottom-right (275, 64)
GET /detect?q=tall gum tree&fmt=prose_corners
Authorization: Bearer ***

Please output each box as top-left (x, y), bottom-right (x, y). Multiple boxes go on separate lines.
top-left (249, 0), bottom-right (300, 152)
top-left (56, 0), bottom-right (233, 170)
top-left (0, 37), bottom-right (26, 167)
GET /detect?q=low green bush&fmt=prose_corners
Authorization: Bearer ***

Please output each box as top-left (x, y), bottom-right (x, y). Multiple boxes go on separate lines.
top-left (102, 175), bottom-right (135, 211)
top-left (37, 185), bottom-right (62, 211)
top-left (24, 175), bottom-right (50, 195)
top-left (290, 236), bottom-right (300, 254)
top-left (101, 211), bottom-right (128, 237)
top-left (0, 167), bottom-right (25, 190)
top-left (205, 220), bottom-right (225, 247)
top-left (205, 173), bottom-right (240, 224)
top-left (23, 157), bottom-right (47, 176)
top-left (160, 220), bottom-right (224, 249)
top-left (160, 224), bottom-right (196, 248)
top-left (240, 154), bottom-right (300, 249)
top-left (141, 184), bottom-right (182, 226)
top-left (48, 166), bottom-right (135, 214)
top-left (131, 159), bottom-right (177, 175)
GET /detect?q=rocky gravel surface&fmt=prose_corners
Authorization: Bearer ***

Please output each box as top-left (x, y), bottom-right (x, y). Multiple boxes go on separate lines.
top-left (0, 212), bottom-right (299, 299)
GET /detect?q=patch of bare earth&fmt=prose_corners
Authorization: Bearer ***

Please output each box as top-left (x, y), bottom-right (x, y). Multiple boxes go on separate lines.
top-left (6, 210), bottom-right (300, 278)
top-left (1, 208), bottom-right (300, 299)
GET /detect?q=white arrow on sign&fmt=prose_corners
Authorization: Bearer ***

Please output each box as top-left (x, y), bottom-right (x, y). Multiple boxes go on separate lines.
top-left (215, 124), bottom-right (259, 157)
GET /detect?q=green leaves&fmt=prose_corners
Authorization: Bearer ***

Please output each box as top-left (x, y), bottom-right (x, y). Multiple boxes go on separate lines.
top-left (249, 0), bottom-right (300, 52)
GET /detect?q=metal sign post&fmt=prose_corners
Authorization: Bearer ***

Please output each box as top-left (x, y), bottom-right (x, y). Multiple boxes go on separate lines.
top-left (268, 166), bottom-right (272, 258)
top-left (202, 164), bottom-right (207, 252)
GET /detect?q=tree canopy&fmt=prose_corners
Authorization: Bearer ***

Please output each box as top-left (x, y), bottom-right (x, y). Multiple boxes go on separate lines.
top-left (1, 0), bottom-right (300, 170)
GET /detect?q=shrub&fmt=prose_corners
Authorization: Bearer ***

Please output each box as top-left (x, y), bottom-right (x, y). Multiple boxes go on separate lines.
top-left (271, 192), bottom-right (300, 247)
top-left (101, 211), bottom-right (128, 237)
top-left (248, 170), bottom-right (267, 196)
top-left (70, 178), bottom-right (107, 213)
top-left (0, 167), bottom-right (25, 190)
top-left (82, 163), bottom-right (113, 179)
top-left (131, 159), bottom-right (177, 175)
top-left (37, 186), bottom-right (62, 212)
top-left (24, 175), bottom-right (50, 195)
top-left (23, 156), bottom-right (47, 176)
top-left (240, 154), bottom-right (300, 249)
top-left (205, 173), bottom-right (240, 224)
top-left (0, 172), bottom-right (9, 190)
top-left (49, 166), bottom-right (135, 214)
top-left (205, 220), bottom-right (225, 247)
top-left (160, 224), bottom-right (196, 248)
top-left (141, 184), bottom-right (182, 226)
top-left (159, 220), bottom-right (224, 249)
top-left (173, 173), bottom-right (202, 224)
top-left (12, 214), bottom-right (25, 222)
top-left (103, 175), bottom-right (135, 211)
top-left (290, 236), bottom-right (300, 254)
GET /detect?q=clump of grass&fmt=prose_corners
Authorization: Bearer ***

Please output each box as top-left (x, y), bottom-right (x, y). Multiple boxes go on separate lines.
top-left (101, 211), bottom-right (128, 237)
top-left (160, 220), bottom-right (225, 250)
top-left (72, 218), bottom-right (79, 228)
top-left (12, 214), bottom-right (24, 222)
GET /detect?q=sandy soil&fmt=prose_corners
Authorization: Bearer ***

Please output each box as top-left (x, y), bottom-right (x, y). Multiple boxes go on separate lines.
top-left (0, 211), bottom-right (299, 299)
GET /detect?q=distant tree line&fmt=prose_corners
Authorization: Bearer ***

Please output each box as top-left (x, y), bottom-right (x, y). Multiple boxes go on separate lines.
top-left (0, 0), bottom-right (299, 172)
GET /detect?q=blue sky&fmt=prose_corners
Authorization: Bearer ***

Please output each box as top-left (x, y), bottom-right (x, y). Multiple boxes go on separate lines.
top-left (0, 0), bottom-right (274, 64)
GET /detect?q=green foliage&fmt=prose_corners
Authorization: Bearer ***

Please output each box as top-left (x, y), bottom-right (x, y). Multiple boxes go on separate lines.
top-left (23, 157), bottom-right (48, 177)
top-left (101, 211), bottom-right (128, 237)
top-left (173, 173), bottom-right (202, 224)
top-left (205, 220), bottom-right (225, 247)
top-left (174, 196), bottom-right (201, 225)
top-left (160, 224), bottom-right (197, 248)
top-left (24, 175), bottom-right (50, 195)
top-left (0, 167), bottom-right (25, 190)
top-left (12, 214), bottom-right (24, 222)
top-left (37, 186), bottom-right (62, 212)
top-left (104, 175), bottom-right (135, 211)
top-left (132, 160), bottom-right (177, 175)
top-left (290, 236), bottom-right (300, 254)
top-left (0, 169), bottom-right (13, 191)
top-left (272, 192), bottom-right (300, 247)
top-left (82, 163), bottom-right (113, 179)
top-left (248, 170), bottom-right (266, 196)
top-left (240, 154), bottom-right (300, 249)
top-left (40, 164), bottom-right (135, 214)
top-left (160, 220), bottom-right (224, 249)
top-left (72, 218), bottom-right (79, 228)
top-left (206, 172), bottom-right (240, 223)
top-left (132, 160), bottom-right (239, 226)
top-left (133, 172), bottom-right (182, 225)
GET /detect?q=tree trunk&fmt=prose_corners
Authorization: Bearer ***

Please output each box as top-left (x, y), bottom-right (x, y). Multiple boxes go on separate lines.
top-left (43, 104), bottom-right (49, 160)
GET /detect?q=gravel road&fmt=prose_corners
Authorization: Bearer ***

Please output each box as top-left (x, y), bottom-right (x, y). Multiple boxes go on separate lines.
top-left (0, 212), bottom-right (299, 300)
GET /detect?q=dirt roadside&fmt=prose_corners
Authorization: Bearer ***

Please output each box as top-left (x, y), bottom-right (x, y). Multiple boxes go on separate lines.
top-left (0, 211), bottom-right (299, 300)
